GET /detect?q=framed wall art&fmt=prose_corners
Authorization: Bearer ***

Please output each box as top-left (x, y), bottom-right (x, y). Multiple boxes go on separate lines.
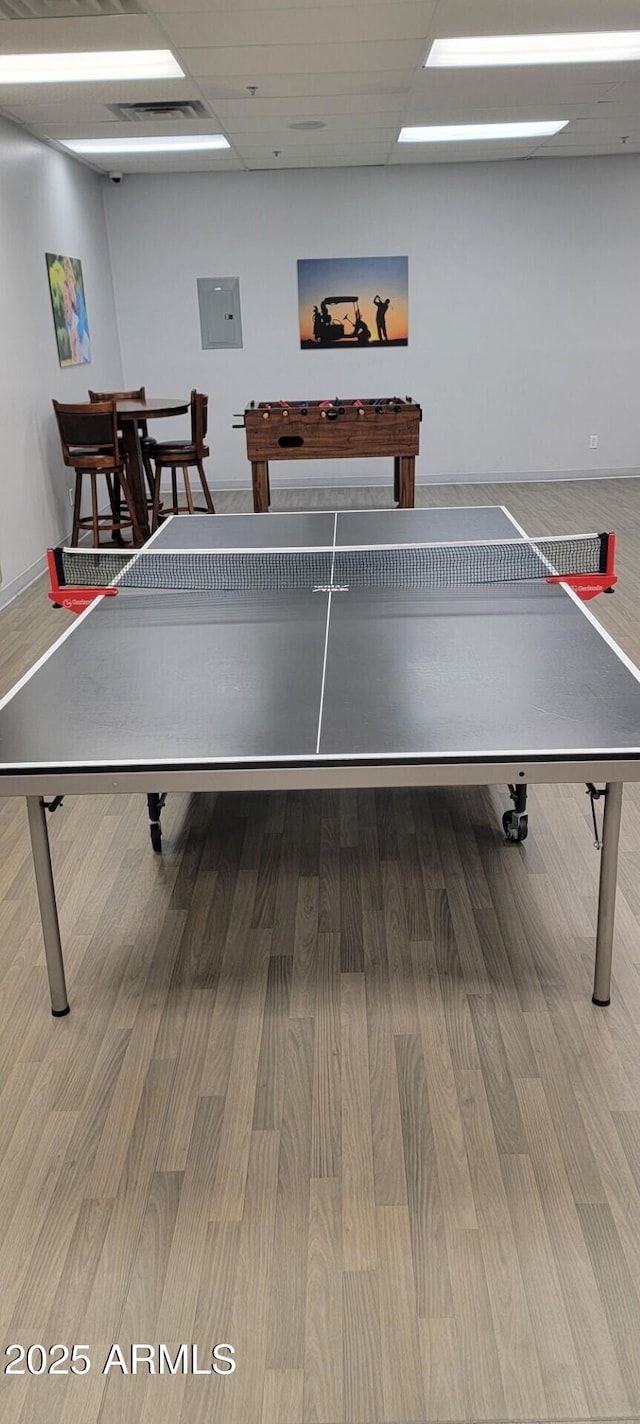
top-left (298, 255), bottom-right (408, 349)
top-left (46, 253), bottom-right (92, 367)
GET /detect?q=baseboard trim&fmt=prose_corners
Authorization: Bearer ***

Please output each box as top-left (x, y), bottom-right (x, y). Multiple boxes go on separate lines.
top-left (0, 523), bottom-right (92, 612)
top-left (414, 467), bottom-right (640, 486)
top-left (0, 552), bottom-right (50, 612)
top-left (212, 466), bottom-right (640, 492)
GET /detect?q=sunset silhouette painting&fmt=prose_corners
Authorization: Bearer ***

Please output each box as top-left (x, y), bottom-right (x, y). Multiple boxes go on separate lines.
top-left (298, 256), bottom-right (408, 348)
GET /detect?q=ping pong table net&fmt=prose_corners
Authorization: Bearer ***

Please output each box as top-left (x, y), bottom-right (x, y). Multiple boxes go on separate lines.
top-left (48, 532), bottom-right (616, 613)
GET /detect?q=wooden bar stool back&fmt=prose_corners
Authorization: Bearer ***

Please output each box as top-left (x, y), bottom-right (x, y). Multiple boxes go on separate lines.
top-left (88, 384), bottom-right (156, 501)
top-left (53, 398), bottom-right (142, 546)
top-left (151, 390), bottom-right (215, 529)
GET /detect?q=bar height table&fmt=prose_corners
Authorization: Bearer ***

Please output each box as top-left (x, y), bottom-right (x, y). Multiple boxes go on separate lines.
top-left (117, 397), bottom-right (189, 542)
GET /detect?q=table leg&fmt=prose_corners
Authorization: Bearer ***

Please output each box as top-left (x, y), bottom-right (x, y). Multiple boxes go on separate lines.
top-left (252, 460), bottom-right (270, 512)
top-left (393, 456), bottom-right (400, 504)
top-left (120, 420), bottom-right (151, 542)
top-left (26, 797), bottom-right (69, 1017)
top-left (398, 456), bottom-right (415, 508)
top-left (592, 781), bottom-right (623, 1006)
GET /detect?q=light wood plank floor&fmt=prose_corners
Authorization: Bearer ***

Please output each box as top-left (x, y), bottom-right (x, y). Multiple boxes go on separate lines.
top-left (1, 477), bottom-right (640, 1424)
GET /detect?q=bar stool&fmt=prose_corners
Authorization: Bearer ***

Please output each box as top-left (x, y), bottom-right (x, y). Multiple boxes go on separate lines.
top-left (53, 398), bottom-right (142, 546)
top-left (151, 390), bottom-right (215, 529)
top-left (88, 385), bottom-right (156, 503)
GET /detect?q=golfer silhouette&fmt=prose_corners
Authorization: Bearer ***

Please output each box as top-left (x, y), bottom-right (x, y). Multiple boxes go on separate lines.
top-left (373, 294), bottom-right (390, 342)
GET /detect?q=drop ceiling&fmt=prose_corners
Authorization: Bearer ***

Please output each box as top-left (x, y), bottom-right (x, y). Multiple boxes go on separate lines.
top-left (1, 0), bottom-right (639, 173)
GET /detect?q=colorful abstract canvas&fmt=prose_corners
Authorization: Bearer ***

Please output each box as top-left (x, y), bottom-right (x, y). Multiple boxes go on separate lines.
top-left (46, 253), bottom-right (92, 367)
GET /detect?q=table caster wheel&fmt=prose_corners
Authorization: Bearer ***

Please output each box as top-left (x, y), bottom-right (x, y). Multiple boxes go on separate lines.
top-left (503, 810), bottom-right (528, 843)
top-left (150, 823), bottom-right (162, 853)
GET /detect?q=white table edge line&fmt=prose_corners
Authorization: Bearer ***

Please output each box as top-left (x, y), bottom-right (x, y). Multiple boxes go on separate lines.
top-left (171, 504), bottom-right (510, 520)
top-left (315, 511), bottom-right (338, 755)
top-left (500, 506), bottom-right (640, 688)
top-left (3, 747), bottom-right (640, 771)
top-left (0, 518), bottom-right (170, 715)
top-left (59, 533), bottom-right (603, 557)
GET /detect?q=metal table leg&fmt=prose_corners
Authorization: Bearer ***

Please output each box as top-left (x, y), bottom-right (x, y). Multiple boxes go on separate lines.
top-left (147, 791), bottom-right (167, 852)
top-left (592, 781), bottom-right (624, 1007)
top-left (504, 782), bottom-right (529, 842)
top-left (26, 797), bottom-right (69, 1017)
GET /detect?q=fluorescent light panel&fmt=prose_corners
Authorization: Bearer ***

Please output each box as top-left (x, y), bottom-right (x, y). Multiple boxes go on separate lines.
top-left (399, 121), bottom-right (568, 143)
top-left (0, 51), bottom-right (184, 83)
top-left (426, 32), bottom-right (640, 67)
top-left (62, 135), bottom-right (230, 154)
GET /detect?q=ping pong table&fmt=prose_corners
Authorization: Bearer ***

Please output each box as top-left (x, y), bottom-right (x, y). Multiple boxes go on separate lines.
top-left (1, 503), bottom-right (640, 1018)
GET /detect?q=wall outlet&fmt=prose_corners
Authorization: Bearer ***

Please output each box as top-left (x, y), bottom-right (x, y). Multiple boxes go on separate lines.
top-left (589, 434), bottom-right (598, 449)
top-left (68, 488), bottom-right (74, 506)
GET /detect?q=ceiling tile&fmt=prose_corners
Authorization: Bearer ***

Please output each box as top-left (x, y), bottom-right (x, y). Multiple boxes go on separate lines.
top-left (234, 127), bottom-right (398, 148)
top-left (226, 111), bottom-right (400, 133)
top-left (409, 68), bottom-right (622, 107)
top-left (390, 143), bottom-right (536, 162)
top-left (199, 71), bottom-right (413, 98)
top-left (0, 78), bottom-right (198, 108)
top-left (148, 0), bottom-right (415, 10)
top-left (537, 141), bottom-right (640, 155)
top-left (93, 151), bottom-right (243, 169)
top-left (212, 92), bottom-right (406, 117)
top-left (0, 0), bottom-right (636, 170)
top-left (0, 12), bottom-right (161, 44)
top-left (44, 116), bottom-right (225, 136)
top-left (246, 153), bottom-right (386, 166)
top-left (426, 0), bottom-right (640, 39)
top-left (159, 3), bottom-right (435, 48)
top-left (188, 40), bottom-right (424, 78)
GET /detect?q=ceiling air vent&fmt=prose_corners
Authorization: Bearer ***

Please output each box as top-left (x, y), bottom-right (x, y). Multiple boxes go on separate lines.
top-left (108, 100), bottom-right (210, 123)
top-left (0, 0), bottom-right (143, 17)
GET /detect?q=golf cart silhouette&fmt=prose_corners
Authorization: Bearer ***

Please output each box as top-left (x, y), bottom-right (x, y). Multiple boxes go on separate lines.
top-left (313, 296), bottom-right (371, 345)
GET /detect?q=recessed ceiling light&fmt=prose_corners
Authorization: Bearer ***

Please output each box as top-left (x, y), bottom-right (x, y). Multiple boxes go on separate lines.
top-left (398, 121), bottom-right (568, 142)
top-left (0, 50), bottom-right (184, 83)
top-left (426, 32), bottom-right (640, 67)
top-left (61, 135), bottom-right (230, 154)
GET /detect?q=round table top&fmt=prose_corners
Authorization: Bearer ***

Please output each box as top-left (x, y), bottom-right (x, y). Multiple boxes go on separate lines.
top-left (117, 397), bottom-right (189, 420)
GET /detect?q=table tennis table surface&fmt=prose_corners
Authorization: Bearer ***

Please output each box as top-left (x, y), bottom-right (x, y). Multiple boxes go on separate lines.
top-left (2, 503), bottom-right (640, 792)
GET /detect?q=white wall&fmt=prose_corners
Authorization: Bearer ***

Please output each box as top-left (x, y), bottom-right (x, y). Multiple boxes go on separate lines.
top-left (0, 114), bottom-right (123, 604)
top-left (105, 157), bottom-right (640, 493)
top-left (2, 145), bottom-right (639, 597)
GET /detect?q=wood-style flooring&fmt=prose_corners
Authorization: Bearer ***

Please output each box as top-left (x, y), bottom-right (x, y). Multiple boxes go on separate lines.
top-left (1, 477), bottom-right (640, 1424)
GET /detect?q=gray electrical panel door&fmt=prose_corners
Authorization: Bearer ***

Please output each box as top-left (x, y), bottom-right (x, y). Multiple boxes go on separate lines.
top-left (197, 277), bottom-right (243, 349)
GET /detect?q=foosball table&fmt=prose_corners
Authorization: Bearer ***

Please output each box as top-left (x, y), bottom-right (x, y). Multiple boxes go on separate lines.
top-left (237, 397), bottom-right (422, 511)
